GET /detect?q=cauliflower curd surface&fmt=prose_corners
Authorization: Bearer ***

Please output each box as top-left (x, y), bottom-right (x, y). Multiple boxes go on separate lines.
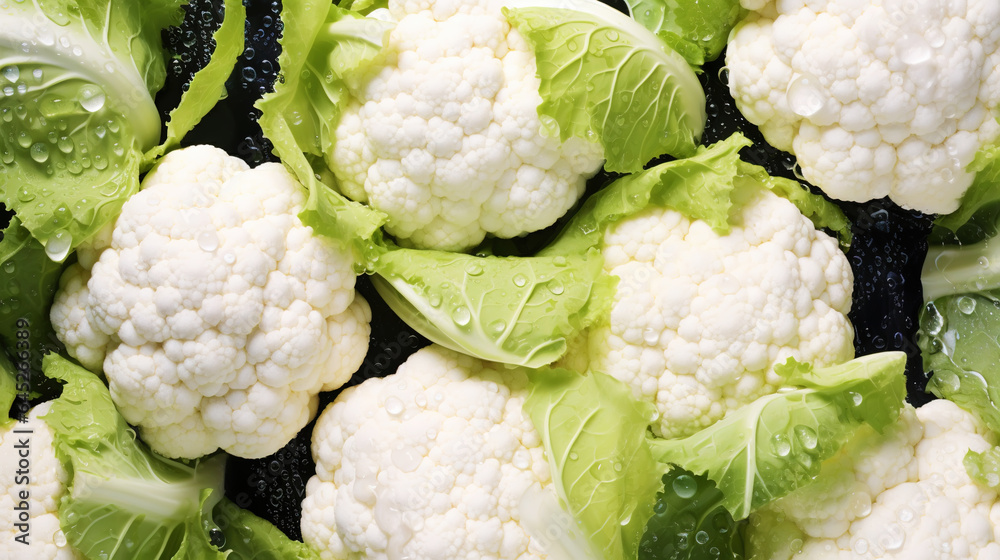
top-left (302, 345), bottom-right (555, 560)
top-left (728, 0), bottom-right (1000, 213)
top-left (579, 187), bottom-right (855, 439)
top-left (0, 403), bottom-right (81, 560)
top-left (50, 145), bottom-right (370, 460)
top-left (331, 0), bottom-right (604, 251)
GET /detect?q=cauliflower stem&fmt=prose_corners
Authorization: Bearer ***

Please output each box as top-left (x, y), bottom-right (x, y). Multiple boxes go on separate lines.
top-left (35, 353), bottom-right (320, 560)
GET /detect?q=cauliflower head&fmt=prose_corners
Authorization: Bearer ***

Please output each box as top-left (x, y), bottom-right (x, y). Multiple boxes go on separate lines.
top-left (750, 400), bottom-right (1000, 560)
top-left (50, 145), bottom-right (371, 460)
top-left (727, 0), bottom-right (1000, 213)
top-left (301, 345), bottom-right (555, 560)
top-left (330, 0), bottom-right (604, 251)
top-left (574, 186), bottom-right (854, 439)
top-left (1, 403), bottom-right (81, 560)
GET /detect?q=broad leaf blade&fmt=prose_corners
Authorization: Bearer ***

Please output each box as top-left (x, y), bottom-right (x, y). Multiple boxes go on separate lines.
top-left (372, 248), bottom-right (615, 367)
top-left (0, 0), bottom-right (184, 251)
top-left (933, 139), bottom-right (1000, 241)
top-left (213, 498), bottom-right (322, 560)
top-left (626, 0), bottom-right (746, 65)
top-left (0, 218), bottom-right (64, 400)
top-left (506, 5), bottom-right (706, 172)
top-left (526, 369), bottom-right (662, 560)
top-left (43, 354), bottom-right (228, 560)
top-left (540, 134), bottom-right (750, 257)
top-left (256, 0), bottom-right (388, 252)
top-left (920, 294), bottom-right (1000, 432)
top-left (638, 469), bottom-right (745, 560)
top-left (736, 161), bottom-right (852, 247)
top-left (649, 353), bottom-right (907, 519)
top-left (43, 354), bottom-right (320, 559)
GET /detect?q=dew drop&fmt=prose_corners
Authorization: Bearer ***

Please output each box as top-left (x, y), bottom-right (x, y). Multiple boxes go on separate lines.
top-left (512, 274), bottom-right (528, 288)
top-left (385, 396), bottom-right (404, 416)
top-left (793, 425), bottom-right (818, 450)
top-left (850, 391), bottom-right (864, 406)
top-left (45, 232), bottom-right (72, 261)
top-left (924, 303), bottom-right (945, 335)
top-left (852, 538), bottom-right (869, 555)
top-left (589, 462), bottom-right (616, 482)
top-left (896, 34), bottom-right (931, 65)
top-left (672, 474), bottom-right (697, 499)
top-left (547, 280), bottom-right (564, 295)
top-left (208, 528), bottom-right (225, 548)
top-left (452, 306), bottom-right (471, 326)
top-left (512, 450), bottom-right (531, 470)
top-left (488, 319), bottom-right (506, 335)
top-left (53, 530), bottom-right (67, 547)
top-left (772, 434), bottom-right (791, 457)
top-left (897, 506), bottom-right (914, 523)
top-left (2, 65), bottom-right (19, 82)
top-left (79, 85), bottom-right (105, 112)
top-left (957, 296), bottom-right (977, 314)
top-left (197, 231), bottom-right (219, 252)
top-left (391, 447), bottom-right (422, 472)
top-left (786, 75), bottom-right (825, 117)
top-left (29, 143), bottom-right (49, 163)
top-left (879, 523), bottom-right (905, 551)
top-left (465, 262), bottom-right (483, 276)
top-left (695, 531), bottom-right (709, 545)
top-left (643, 328), bottom-right (660, 345)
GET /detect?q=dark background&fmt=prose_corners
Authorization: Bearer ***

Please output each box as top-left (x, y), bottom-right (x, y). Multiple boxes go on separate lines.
top-left (0, 0), bottom-right (935, 541)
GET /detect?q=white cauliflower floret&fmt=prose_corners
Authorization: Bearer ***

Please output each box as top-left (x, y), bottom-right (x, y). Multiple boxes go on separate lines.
top-left (302, 345), bottom-right (555, 560)
top-left (49, 145), bottom-right (371, 460)
top-left (579, 187), bottom-right (854, 438)
top-left (0, 404), bottom-right (82, 560)
top-left (330, 0), bottom-right (604, 251)
top-left (727, 1), bottom-right (1000, 213)
top-left (750, 400), bottom-right (1000, 559)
